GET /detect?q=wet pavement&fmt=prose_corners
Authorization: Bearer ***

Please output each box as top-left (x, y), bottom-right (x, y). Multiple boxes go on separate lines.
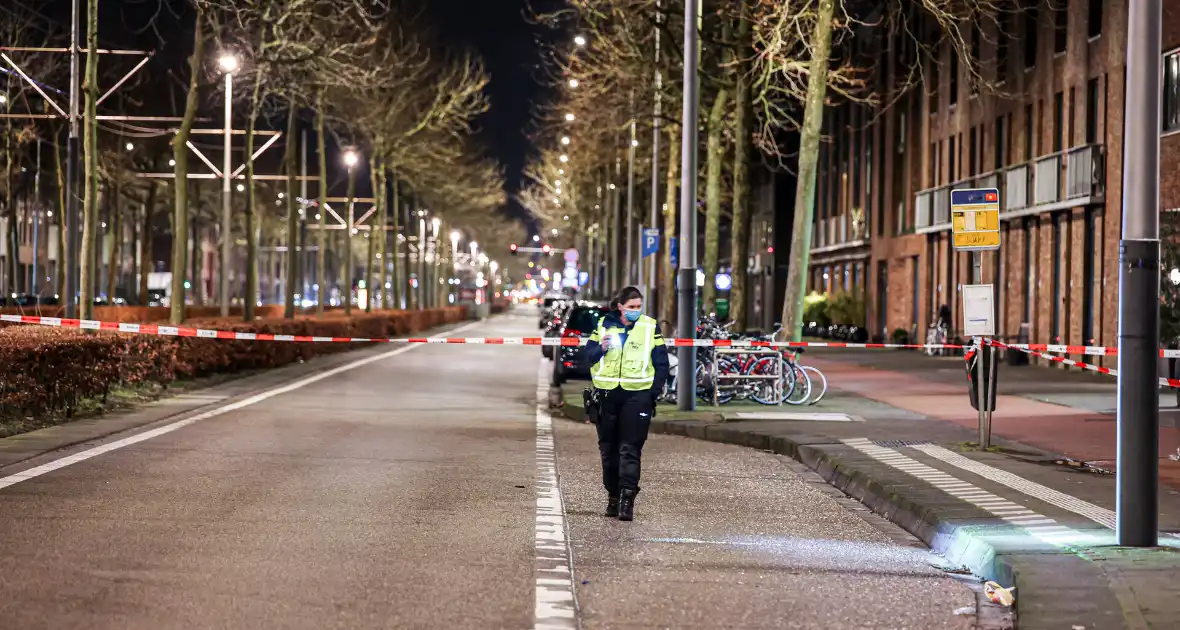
top-left (0, 309), bottom-right (977, 628)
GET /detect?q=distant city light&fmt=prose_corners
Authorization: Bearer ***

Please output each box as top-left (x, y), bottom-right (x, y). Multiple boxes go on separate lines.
top-left (568, 79), bottom-right (579, 88)
top-left (574, 35), bottom-right (587, 47)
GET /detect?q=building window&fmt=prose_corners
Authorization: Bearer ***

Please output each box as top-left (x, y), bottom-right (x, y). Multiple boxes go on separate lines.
top-left (1088, 0), bottom-right (1102, 38)
top-left (1055, 1), bottom-right (1068, 53)
top-left (1165, 50), bottom-right (1180, 133)
top-left (948, 136), bottom-right (956, 182)
top-left (1086, 78), bottom-right (1099, 142)
top-left (949, 52), bottom-right (959, 105)
top-left (1053, 91), bottom-right (1064, 152)
top-left (1024, 7), bottom-right (1039, 69)
top-left (994, 116), bottom-right (1005, 170)
top-left (997, 10), bottom-right (1011, 83)
top-left (969, 127), bottom-right (977, 176)
top-left (1024, 104), bottom-right (1035, 158)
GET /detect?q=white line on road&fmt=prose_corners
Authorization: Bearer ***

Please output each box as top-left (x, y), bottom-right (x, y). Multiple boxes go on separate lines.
top-left (0, 319), bottom-right (484, 492)
top-left (533, 361), bottom-right (578, 630)
top-left (842, 438), bottom-right (1099, 547)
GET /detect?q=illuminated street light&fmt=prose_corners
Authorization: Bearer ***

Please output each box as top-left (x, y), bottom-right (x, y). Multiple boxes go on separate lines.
top-left (218, 54), bottom-right (238, 73)
top-left (565, 113), bottom-right (575, 121)
top-left (0, 95), bottom-right (7, 105)
top-left (343, 149), bottom-right (359, 168)
top-left (125, 142), bottom-right (134, 151)
top-left (236, 183), bottom-right (245, 192)
top-left (559, 155), bottom-right (569, 163)
top-left (169, 159), bottom-right (175, 167)
top-left (609, 183), bottom-right (616, 190)
top-left (533, 235), bottom-right (540, 242)
top-left (551, 228), bottom-right (558, 236)
top-left (574, 35), bottom-right (587, 47)
top-left (568, 79), bottom-right (579, 88)
top-left (554, 179), bottom-right (561, 185)
top-left (558, 168), bottom-right (565, 175)
top-left (561, 136), bottom-right (570, 145)
top-left (631, 139), bottom-right (639, 147)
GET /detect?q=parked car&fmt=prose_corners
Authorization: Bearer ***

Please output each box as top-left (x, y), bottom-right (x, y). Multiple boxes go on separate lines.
top-left (553, 302), bottom-right (611, 384)
top-left (541, 300), bottom-right (574, 358)
top-left (538, 293), bottom-right (569, 329)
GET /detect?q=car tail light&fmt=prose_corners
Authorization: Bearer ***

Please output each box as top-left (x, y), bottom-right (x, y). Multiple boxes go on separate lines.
top-left (563, 361), bottom-right (574, 367)
top-left (563, 328), bottom-right (582, 338)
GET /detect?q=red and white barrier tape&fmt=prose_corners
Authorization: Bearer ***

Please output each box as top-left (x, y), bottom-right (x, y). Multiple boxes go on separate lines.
top-left (989, 340), bottom-right (1180, 388)
top-left (0, 314), bottom-right (969, 349)
top-left (1003, 342), bottom-right (1180, 359)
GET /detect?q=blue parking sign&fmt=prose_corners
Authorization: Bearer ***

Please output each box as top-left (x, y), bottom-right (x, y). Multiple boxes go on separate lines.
top-left (670, 237), bottom-right (678, 268)
top-left (642, 228), bottom-right (660, 258)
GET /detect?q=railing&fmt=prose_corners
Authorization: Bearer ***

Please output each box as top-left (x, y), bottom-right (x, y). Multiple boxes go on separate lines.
top-left (912, 143), bottom-right (1105, 227)
top-left (1066, 144), bottom-right (1103, 199)
top-left (1004, 165), bottom-right (1030, 211)
top-left (1033, 155), bottom-right (1061, 205)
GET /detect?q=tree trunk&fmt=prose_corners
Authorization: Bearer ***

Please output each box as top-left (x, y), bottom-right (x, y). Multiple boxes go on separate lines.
top-left (79, 0), bottom-right (100, 318)
top-left (105, 178), bottom-right (121, 301)
top-left (283, 101), bottom-right (298, 318)
top-left (140, 178), bottom-right (156, 304)
top-left (702, 88), bottom-right (728, 315)
top-left (779, 0), bottom-right (837, 341)
top-left (314, 89), bottom-right (327, 316)
top-left (378, 164), bottom-right (389, 309)
top-left (390, 176), bottom-right (401, 309)
top-left (170, 5), bottom-right (205, 324)
top-left (343, 166), bottom-right (356, 316)
top-left (366, 154), bottom-right (379, 312)
top-left (4, 117), bottom-right (16, 298)
top-left (729, 0), bottom-right (753, 330)
top-left (244, 74), bottom-right (263, 321)
top-left (660, 125), bottom-right (680, 331)
top-left (54, 130), bottom-right (67, 299)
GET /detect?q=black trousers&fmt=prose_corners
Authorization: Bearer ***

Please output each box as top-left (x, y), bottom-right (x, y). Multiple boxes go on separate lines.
top-left (596, 387), bottom-right (654, 496)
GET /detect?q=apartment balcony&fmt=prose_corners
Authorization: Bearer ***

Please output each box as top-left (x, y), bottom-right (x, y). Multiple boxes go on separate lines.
top-left (810, 211), bottom-right (869, 257)
top-left (913, 143), bottom-right (1106, 233)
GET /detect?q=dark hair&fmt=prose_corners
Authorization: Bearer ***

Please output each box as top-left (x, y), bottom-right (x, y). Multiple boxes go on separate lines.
top-left (611, 286), bottom-right (643, 310)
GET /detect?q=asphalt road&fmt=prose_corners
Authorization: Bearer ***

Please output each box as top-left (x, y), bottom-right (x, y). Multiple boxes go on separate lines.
top-left (0, 309), bottom-right (976, 629)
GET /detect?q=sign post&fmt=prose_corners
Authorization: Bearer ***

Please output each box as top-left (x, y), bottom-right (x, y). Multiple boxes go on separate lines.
top-left (951, 188), bottom-right (1001, 448)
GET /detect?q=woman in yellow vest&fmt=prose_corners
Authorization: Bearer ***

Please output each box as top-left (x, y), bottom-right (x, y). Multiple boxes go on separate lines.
top-left (585, 286), bottom-right (670, 521)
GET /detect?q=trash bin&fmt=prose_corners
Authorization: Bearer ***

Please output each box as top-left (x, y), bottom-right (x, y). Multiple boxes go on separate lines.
top-left (1007, 322), bottom-right (1030, 366)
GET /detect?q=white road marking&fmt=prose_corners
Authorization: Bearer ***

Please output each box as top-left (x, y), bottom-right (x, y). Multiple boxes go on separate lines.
top-left (910, 443), bottom-right (1118, 529)
top-left (0, 319), bottom-right (483, 491)
top-left (842, 438), bottom-right (1099, 546)
top-left (534, 361), bottom-right (578, 630)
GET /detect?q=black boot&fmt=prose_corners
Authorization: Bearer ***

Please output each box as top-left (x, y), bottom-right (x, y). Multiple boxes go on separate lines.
top-left (605, 494), bottom-right (619, 517)
top-left (618, 489), bottom-right (635, 521)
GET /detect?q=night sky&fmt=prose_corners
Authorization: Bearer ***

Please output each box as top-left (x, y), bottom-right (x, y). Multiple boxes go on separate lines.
top-left (425, 0), bottom-right (560, 226)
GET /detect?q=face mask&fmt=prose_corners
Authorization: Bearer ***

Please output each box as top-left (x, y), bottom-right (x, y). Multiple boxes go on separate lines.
top-left (623, 308), bottom-right (641, 323)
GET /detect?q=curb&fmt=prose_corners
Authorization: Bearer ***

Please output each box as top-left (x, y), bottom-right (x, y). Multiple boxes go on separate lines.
top-left (556, 398), bottom-right (1020, 599)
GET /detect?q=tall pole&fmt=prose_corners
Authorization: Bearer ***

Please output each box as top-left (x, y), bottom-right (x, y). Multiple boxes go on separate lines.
top-left (626, 105), bottom-right (637, 287)
top-left (648, 5), bottom-right (662, 316)
top-left (300, 129), bottom-right (308, 302)
top-left (676, 0), bottom-right (701, 411)
top-left (609, 158), bottom-right (620, 291)
top-left (64, 0), bottom-right (80, 318)
top-left (32, 138), bottom-right (40, 298)
top-left (417, 214), bottom-right (426, 309)
top-left (220, 72), bottom-right (232, 316)
top-left (1117, 0), bottom-right (1162, 547)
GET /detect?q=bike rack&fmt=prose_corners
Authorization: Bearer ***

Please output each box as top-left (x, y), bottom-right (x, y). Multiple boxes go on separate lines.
top-left (710, 347), bottom-right (784, 406)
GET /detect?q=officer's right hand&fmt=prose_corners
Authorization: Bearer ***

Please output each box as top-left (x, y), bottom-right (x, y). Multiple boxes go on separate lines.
top-left (601, 333), bottom-right (620, 349)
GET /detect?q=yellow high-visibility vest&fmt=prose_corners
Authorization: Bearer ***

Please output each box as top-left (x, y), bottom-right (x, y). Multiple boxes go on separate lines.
top-left (590, 314), bottom-right (663, 391)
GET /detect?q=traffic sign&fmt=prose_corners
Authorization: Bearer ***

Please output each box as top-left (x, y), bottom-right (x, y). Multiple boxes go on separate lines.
top-left (950, 188), bottom-right (1001, 251)
top-left (642, 228), bottom-right (659, 258)
top-left (670, 238), bottom-right (678, 267)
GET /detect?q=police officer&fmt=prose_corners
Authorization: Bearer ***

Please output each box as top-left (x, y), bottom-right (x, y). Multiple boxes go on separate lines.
top-left (585, 286), bottom-right (669, 521)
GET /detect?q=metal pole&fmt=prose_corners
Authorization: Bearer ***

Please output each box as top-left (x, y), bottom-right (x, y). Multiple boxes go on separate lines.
top-left (417, 216), bottom-right (425, 309)
top-left (64, 0), bottom-right (80, 318)
top-left (973, 252), bottom-right (989, 448)
top-left (1117, 0), bottom-right (1162, 547)
top-left (220, 72), bottom-right (232, 316)
top-left (676, 0), bottom-right (702, 411)
top-left (300, 129), bottom-right (307, 301)
top-left (626, 112), bottom-right (637, 288)
top-left (649, 7), bottom-right (662, 317)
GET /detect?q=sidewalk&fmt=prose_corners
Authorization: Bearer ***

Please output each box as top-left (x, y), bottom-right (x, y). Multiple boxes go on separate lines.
top-left (555, 351), bottom-right (1180, 629)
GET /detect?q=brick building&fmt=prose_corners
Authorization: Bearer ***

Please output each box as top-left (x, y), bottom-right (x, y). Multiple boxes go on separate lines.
top-left (808, 0), bottom-right (1180, 351)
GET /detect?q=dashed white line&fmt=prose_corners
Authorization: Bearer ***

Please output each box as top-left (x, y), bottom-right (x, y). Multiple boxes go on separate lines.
top-left (842, 438), bottom-right (1098, 547)
top-left (534, 361), bottom-right (578, 630)
top-left (0, 320), bottom-right (483, 491)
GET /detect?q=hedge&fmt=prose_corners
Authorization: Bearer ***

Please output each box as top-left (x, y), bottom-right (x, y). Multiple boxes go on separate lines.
top-left (0, 307), bottom-right (466, 423)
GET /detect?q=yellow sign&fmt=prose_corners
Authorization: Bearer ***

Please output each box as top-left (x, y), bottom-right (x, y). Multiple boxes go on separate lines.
top-left (950, 188), bottom-right (1001, 251)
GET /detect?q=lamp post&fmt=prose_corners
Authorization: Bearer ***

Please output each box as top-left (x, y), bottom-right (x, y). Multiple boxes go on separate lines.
top-left (417, 210), bottom-right (427, 310)
top-left (430, 217), bottom-right (441, 308)
top-left (218, 53), bottom-right (238, 316)
top-left (343, 149), bottom-right (359, 315)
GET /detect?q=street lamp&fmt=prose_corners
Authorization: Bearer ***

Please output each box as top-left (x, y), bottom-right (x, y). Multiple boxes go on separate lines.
top-left (343, 150), bottom-right (359, 168)
top-left (561, 136), bottom-right (570, 145)
top-left (559, 155), bottom-right (569, 163)
top-left (568, 79), bottom-right (579, 88)
top-left (565, 113), bottom-right (576, 121)
top-left (218, 53), bottom-right (238, 317)
top-left (551, 228), bottom-right (558, 236)
top-left (450, 230), bottom-right (461, 269)
top-left (125, 142), bottom-right (134, 151)
top-left (343, 148), bottom-right (360, 314)
top-left (574, 35), bottom-right (587, 47)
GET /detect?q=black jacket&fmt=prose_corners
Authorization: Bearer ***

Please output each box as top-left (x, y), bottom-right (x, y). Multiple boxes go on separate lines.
top-left (584, 312), bottom-right (670, 394)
